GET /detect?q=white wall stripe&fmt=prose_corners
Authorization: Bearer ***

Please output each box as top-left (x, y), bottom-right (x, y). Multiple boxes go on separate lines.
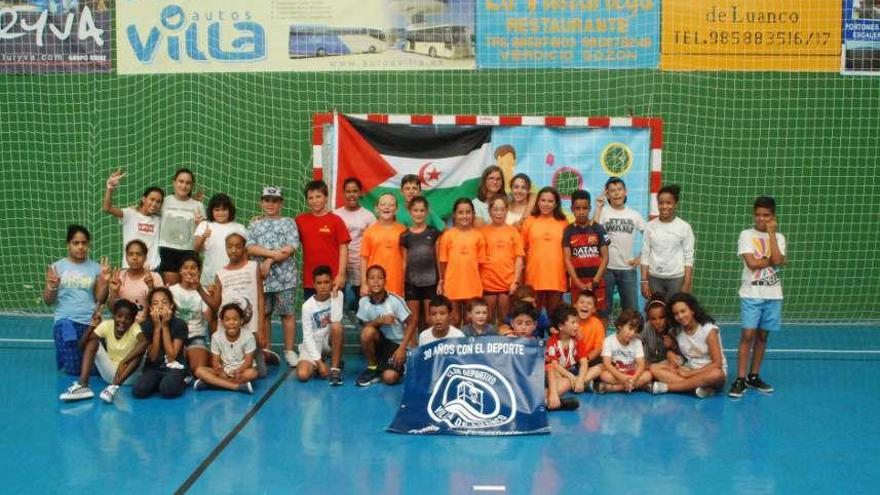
top-left (610, 117), bottom-right (633, 127)
top-left (312, 146), bottom-right (322, 169)
top-left (651, 149), bottom-right (662, 172)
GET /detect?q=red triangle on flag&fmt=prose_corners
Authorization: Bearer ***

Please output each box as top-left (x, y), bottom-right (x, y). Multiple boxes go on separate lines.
top-left (335, 115), bottom-right (397, 208)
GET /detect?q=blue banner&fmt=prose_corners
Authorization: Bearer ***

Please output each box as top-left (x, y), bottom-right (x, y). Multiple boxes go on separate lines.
top-left (388, 337), bottom-right (549, 436)
top-left (843, 0), bottom-right (880, 75)
top-left (477, 0), bottom-right (659, 69)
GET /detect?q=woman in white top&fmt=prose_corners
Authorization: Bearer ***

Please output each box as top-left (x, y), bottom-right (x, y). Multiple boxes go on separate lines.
top-left (158, 168), bottom-right (205, 285)
top-left (505, 173), bottom-right (536, 228)
top-left (640, 184), bottom-right (695, 299)
top-left (473, 166), bottom-right (505, 226)
top-left (649, 293), bottom-right (726, 398)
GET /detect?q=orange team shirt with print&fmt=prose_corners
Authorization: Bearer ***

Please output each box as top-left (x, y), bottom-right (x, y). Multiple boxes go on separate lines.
top-left (578, 315), bottom-right (605, 360)
top-left (522, 215), bottom-right (568, 291)
top-left (438, 227), bottom-right (487, 300)
top-left (361, 222), bottom-right (407, 296)
top-left (479, 224), bottom-right (525, 293)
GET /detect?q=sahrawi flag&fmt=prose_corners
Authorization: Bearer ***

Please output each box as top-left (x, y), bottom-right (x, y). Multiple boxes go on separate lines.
top-left (333, 115), bottom-right (492, 219)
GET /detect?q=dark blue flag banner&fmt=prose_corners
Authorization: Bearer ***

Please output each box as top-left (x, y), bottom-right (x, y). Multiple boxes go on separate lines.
top-left (387, 336), bottom-right (549, 436)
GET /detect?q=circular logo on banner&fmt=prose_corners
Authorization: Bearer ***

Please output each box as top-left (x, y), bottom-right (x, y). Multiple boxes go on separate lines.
top-left (600, 142), bottom-right (633, 177)
top-left (551, 167), bottom-right (583, 200)
top-left (428, 364), bottom-right (516, 430)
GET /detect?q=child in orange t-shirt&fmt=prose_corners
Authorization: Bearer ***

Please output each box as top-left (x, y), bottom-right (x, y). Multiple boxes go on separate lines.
top-left (521, 186), bottom-right (569, 315)
top-left (361, 193), bottom-right (406, 297)
top-left (479, 194), bottom-right (524, 324)
top-left (438, 198), bottom-right (487, 326)
top-left (575, 291), bottom-right (605, 370)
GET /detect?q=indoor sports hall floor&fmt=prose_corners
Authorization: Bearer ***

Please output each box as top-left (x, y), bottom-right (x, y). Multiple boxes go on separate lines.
top-left (1, 316), bottom-right (877, 494)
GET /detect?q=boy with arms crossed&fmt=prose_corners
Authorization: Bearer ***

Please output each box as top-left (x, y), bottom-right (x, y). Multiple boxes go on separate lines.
top-left (246, 186), bottom-right (299, 366)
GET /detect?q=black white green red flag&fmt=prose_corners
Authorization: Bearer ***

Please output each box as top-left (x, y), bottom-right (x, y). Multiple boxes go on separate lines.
top-left (333, 115), bottom-right (493, 219)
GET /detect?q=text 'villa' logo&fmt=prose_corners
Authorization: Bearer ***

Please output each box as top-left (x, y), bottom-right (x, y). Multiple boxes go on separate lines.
top-left (428, 364), bottom-right (516, 429)
top-left (126, 3), bottom-right (266, 64)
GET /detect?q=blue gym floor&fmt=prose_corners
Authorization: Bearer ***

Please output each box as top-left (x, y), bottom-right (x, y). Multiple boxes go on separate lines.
top-left (1, 316), bottom-right (878, 494)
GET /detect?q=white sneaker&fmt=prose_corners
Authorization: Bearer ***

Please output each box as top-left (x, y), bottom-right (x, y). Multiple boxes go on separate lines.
top-left (165, 358), bottom-right (185, 370)
top-left (284, 349), bottom-right (299, 368)
top-left (239, 382), bottom-right (254, 394)
top-left (60, 382), bottom-right (94, 402)
top-left (651, 381), bottom-right (668, 395)
top-left (99, 385), bottom-right (119, 404)
top-left (695, 386), bottom-right (716, 399)
top-left (193, 379), bottom-right (207, 391)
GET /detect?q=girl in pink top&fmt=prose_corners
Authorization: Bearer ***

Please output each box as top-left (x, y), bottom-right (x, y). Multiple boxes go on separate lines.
top-left (109, 240), bottom-right (164, 322)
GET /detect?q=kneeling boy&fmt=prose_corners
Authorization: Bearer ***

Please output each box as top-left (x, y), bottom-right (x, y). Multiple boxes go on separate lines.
top-left (298, 265), bottom-right (345, 385)
top-left (356, 265), bottom-right (413, 386)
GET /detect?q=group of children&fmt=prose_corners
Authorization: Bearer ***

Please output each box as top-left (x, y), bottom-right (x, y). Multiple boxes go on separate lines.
top-left (47, 165), bottom-right (785, 406)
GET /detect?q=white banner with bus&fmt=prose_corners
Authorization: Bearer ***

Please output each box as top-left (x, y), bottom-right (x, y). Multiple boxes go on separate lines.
top-left (116, 0), bottom-right (475, 74)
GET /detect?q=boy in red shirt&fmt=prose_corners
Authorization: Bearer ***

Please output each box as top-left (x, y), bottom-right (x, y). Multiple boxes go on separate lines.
top-left (545, 304), bottom-right (590, 407)
top-left (295, 180), bottom-right (350, 301)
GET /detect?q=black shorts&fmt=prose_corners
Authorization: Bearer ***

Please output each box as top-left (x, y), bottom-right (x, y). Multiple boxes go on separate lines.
top-left (158, 247), bottom-right (195, 274)
top-left (376, 332), bottom-right (405, 373)
top-left (405, 284), bottom-right (437, 302)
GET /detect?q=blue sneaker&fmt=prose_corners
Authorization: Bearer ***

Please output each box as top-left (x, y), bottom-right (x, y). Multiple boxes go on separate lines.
top-left (356, 367), bottom-right (379, 387)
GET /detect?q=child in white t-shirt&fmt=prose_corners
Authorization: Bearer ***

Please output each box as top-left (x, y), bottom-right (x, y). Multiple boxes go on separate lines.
top-left (194, 303), bottom-right (258, 394)
top-left (333, 177), bottom-right (376, 312)
top-left (170, 254), bottom-right (212, 372)
top-left (157, 168), bottom-right (205, 285)
top-left (594, 177), bottom-right (646, 313)
top-left (194, 193), bottom-right (246, 288)
top-left (594, 309), bottom-right (652, 393)
top-left (102, 169), bottom-right (164, 270)
top-left (418, 295), bottom-right (464, 346)
top-left (297, 266), bottom-right (345, 385)
top-left (729, 196), bottom-right (786, 398)
top-left (650, 293), bottom-right (727, 399)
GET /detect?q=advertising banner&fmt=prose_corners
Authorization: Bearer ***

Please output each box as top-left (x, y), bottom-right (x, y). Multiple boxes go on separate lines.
top-left (388, 337), bottom-right (550, 436)
top-left (843, 0), bottom-right (880, 75)
top-left (661, 0), bottom-right (841, 71)
top-left (116, 0), bottom-right (475, 74)
top-left (0, 1), bottom-right (111, 73)
top-left (477, 0), bottom-right (659, 68)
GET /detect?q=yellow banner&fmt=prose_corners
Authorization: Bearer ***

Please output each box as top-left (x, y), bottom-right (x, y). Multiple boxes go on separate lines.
top-left (661, 0), bottom-right (841, 71)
